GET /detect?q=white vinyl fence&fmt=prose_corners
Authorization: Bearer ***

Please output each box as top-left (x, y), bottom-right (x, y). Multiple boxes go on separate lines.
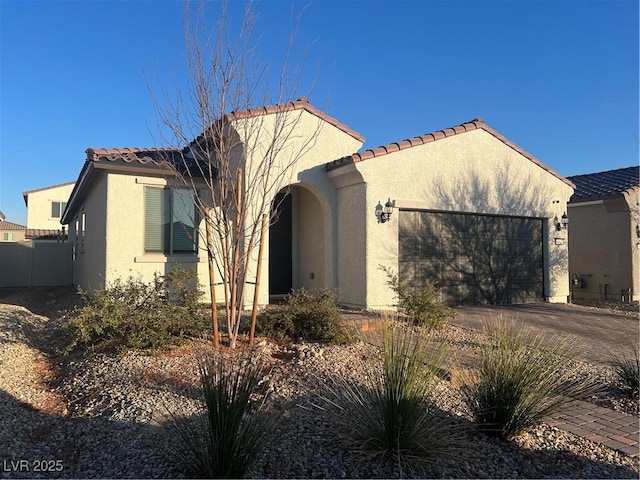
top-left (0, 241), bottom-right (72, 287)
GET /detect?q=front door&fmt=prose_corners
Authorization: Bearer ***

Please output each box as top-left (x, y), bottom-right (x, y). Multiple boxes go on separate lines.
top-left (269, 193), bottom-right (293, 296)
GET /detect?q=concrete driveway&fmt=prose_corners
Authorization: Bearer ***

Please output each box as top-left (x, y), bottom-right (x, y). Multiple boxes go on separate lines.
top-left (453, 303), bottom-right (639, 365)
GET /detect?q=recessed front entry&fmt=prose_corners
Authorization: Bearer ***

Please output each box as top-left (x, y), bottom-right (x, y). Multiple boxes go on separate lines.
top-left (268, 186), bottom-right (328, 300)
top-left (269, 192), bottom-right (293, 297)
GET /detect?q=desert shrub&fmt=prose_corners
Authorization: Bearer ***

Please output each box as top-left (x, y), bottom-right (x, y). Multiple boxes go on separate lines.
top-left (328, 315), bottom-right (463, 475)
top-left (253, 306), bottom-right (295, 340)
top-left (460, 319), bottom-right (598, 440)
top-left (610, 343), bottom-right (640, 397)
top-left (256, 288), bottom-right (349, 344)
top-left (382, 266), bottom-right (455, 329)
top-left (170, 347), bottom-right (277, 478)
top-left (64, 267), bottom-right (207, 354)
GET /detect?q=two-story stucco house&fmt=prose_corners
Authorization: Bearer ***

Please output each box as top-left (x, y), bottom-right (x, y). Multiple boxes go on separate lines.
top-left (62, 98), bottom-right (574, 309)
top-left (22, 181), bottom-right (75, 240)
top-left (567, 166), bottom-right (639, 302)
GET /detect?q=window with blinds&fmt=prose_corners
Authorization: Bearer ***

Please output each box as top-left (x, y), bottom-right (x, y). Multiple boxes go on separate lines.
top-left (144, 187), bottom-right (197, 254)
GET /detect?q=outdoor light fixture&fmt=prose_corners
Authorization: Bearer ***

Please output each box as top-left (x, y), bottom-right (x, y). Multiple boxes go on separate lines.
top-left (555, 212), bottom-right (568, 231)
top-left (375, 198), bottom-right (394, 223)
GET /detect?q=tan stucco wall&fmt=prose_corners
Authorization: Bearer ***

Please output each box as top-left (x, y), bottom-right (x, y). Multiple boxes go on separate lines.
top-left (568, 192), bottom-right (639, 301)
top-left (70, 174), bottom-right (107, 291)
top-left (103, 174), bottom-right (209, 291)
top-left (0, 229), bottom-right (26, 242)
top-left (25, 183), bottom-right (74, 230)
top-left (631, 192), bottom-right (640, 301)
top-left (294, 186), bottom-right (326, 290)
top-left (233, 108), bottom-right (363, 307)
top-left (330, 128), bottom-right (573, 309)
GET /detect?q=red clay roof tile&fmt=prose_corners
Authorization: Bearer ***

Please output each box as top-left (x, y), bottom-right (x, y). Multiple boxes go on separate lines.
top-left (85, 147), bottom-right (182, 165)
top-left (25, 228), bottom-right (67, 240)
top-left (325, 118), bottom-right (574, 188)
top-left (225, 97), bottom-right (365, 143)
top-left (0, 220), bottom-right (26, 231)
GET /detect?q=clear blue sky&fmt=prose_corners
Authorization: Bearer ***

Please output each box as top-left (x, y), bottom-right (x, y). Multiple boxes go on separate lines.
top-left (1, 0), bottom-right (638, 225)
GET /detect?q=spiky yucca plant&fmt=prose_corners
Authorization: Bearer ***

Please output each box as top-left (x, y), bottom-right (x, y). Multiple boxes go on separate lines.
top-left (170, 347), bottom-right (277, 478)
top-left (330, 315), bottom-right (462, 475)
top-left (460, 320), bottom-right (597, 440)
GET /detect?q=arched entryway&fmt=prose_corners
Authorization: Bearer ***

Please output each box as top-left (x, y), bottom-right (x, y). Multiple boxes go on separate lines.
top-left (268, 185), bottom-right (328, 300)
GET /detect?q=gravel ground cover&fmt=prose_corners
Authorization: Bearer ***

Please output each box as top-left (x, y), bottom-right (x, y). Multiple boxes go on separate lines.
top-left (0, 287), bottom-right (638, 478)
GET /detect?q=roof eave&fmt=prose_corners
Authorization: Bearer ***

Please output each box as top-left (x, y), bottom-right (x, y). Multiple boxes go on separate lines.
top-left (325, 118), bottom-right (575, 188)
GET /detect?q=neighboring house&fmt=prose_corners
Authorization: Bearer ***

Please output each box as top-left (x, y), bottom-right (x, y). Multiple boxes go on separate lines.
top-left (567, 166), bottom-right (639, 302)
top-left (22, 181), bottom-right (75, 234)
top-left (0, 219), bottom-right (27, 242)
top-left (62, 98), bottom-right (573, 308)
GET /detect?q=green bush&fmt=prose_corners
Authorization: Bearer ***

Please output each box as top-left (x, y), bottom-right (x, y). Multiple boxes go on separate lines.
top-left (382, 266), bottom-right (455, 329)
top-left (170, 348), bottom-right (278, 478)
top-left (64, 266), bottom-right (207, 354)
top-left (610, 343), bottom-right (640, 397)
top-left (256, 288), bottom-right (349, 344)
top-left (328, 315), bottom-right (462, 475)
top-left (460, 320), bottom-right (598, 440)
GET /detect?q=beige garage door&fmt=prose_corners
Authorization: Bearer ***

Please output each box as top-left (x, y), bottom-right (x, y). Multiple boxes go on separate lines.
top-left (398, 210), bottom-right (544, 305)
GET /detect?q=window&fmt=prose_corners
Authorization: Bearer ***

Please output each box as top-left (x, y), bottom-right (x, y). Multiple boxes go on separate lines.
top-left (81, 212), bottom-right (85, 253)
top-left (3, 232), bottom-right (13, 241)
top-left (145, 187), bottom-right (197, 254)
top-left (51, 201), bottom-right (68, 218)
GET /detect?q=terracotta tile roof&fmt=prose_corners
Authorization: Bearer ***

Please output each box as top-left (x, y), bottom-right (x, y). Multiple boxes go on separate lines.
top-left (85, 147), bottom-right (183, 165)
top-left (25, 228), bottom-right (67, 240)
top-left (225, 97), bottom-right (365, 143)
top-left (567, 166), bottom-right (639, 202)
top-left (325, 117), bottom-right (574, 188)
top-left (22, 181), bottom-right (75, 197)
top-left (0, 220), bottom-right (26, 231)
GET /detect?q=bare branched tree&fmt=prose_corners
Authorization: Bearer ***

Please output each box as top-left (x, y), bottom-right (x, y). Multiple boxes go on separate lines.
top-left (153, 0), bottom-right (321, 348)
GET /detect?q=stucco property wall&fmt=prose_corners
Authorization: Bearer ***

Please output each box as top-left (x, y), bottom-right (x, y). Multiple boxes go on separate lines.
top-left (568, 195), bottom-right (637, 301)
top-left (25, 183), bottom-right (75, 230)
top-left (331, 128), bottom-right (573, 309)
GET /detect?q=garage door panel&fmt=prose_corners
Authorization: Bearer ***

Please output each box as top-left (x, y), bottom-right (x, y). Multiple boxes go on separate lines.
top-left (399, 210), bottom-right (544, 306)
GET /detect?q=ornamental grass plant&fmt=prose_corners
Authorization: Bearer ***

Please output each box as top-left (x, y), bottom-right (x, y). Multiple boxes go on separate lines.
top-left (169, 347), bottom-right (278, 478)
top-left (460, 319), bottom-right (598, 440)
top-left (610, 342), bottom-right (640, 397)
top-left (327, 314), bottom-right (464, 476)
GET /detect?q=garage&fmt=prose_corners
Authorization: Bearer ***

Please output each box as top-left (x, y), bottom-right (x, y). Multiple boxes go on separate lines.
top-left (399, 210), bottom-right (544, 306)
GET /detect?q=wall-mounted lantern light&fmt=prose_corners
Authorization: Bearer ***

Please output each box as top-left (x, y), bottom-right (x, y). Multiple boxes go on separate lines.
top-left (554, 212), bottom-right (568, 231)
top-left (375, 198), bottom-right (394, 223)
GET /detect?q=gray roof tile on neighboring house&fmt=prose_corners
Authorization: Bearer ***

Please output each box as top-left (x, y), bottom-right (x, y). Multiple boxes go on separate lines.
top-left (0, 220), bottom-right (26, 231)
top-left (567, 166), bottom-right (639, 203)
top-left (325, 118), bottom-right (574, 188)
